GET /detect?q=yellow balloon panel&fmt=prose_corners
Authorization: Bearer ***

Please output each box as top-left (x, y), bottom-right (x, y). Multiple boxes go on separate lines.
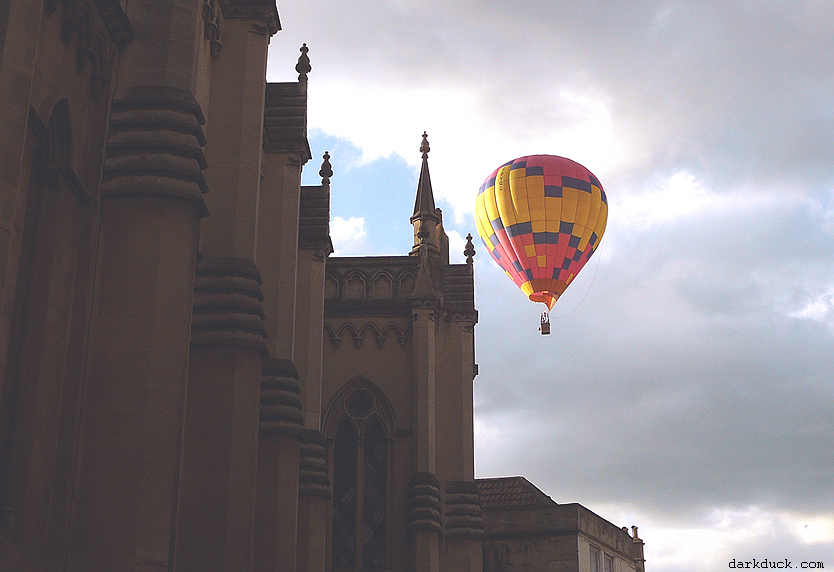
top-left (474, 155), bottom-right (608, 311)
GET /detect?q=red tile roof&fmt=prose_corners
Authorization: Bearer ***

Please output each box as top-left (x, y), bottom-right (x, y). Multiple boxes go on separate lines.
top-left (475, 476), bottom-right (557, 510)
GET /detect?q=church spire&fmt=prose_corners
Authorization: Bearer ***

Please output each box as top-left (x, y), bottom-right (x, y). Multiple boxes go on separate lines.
top-left (410, 132), bottom-right (441, 254)
top-left (411, 132), bottom-right (439, 224)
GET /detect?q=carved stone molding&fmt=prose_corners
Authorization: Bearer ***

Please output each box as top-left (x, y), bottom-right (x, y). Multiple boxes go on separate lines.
top-left (298, 430), bottom-right (330, 498)
top-left (92, 0), bottom-right (134, 49)
top-left (445, 309), bottom-right (479, 325)
top-left (190, 257), bottom-right (268, 354)
top-left (325, 264), bottom-right (417, 303)
top-left (49, 0), bottom-right (134, 96)
top-left (218, 0), bottom-right (280, 36)
top-left (259, 358), bottom-right (304, 437)
top-left (444, 481), bottom-right (484, 539)
top-left (323, 321), bottom-right (410, 350)
top-left (322, 376), bottom-right (397, 441)
top-left (298, 238), bottom-right (333, 262)
top-left (409, 298), bottom-right (440, 311)
top-left (407, 472), bottom-right (442, 534)
top-left (102, 86), bottom-right (208, 215)
top-left (201, 0), bottom-right (224, 57)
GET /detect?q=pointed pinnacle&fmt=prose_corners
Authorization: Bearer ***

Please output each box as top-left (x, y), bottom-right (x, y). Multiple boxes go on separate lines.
top-left (420, 131), bottom-right (430, 159)
top-left (464, 233), bottom-right (476, 264)
top-left (319, 151), bottom-right (333, 185)
top-left (296, 43), bottom-right (311, 80)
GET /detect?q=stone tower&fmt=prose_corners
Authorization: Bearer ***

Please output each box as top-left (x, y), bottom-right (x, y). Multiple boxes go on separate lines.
top-left (321, 133), bottom-right (483, 572)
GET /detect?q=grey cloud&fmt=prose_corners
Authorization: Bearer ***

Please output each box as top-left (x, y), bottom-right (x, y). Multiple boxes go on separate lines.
top-left (279, 1), bottom-right (834, 194)
top-left (272, 2), bottom-right (834, 567)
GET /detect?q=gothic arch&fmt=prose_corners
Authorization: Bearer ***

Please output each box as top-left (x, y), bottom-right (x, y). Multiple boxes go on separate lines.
top-left (344, 271), bottom-right (366, 300)
top-left (336, 323), bottom-right (360, 348)
top-left (380, 321), bottom-right (409, 348)
top-left (323, 376), bottom-right (397, 440)
top-left (323, 323), bottom-right (341, 348)
top-left (396, 270), bottom-right (416, 298)
top-left (370, 271), bottom-right (394, 300)
top-left (325, 377), bottom-right (396, 570)
top-left (357, 323), bottom-right (382, 348)
top-left (324, 272), bottom-right (340, 300)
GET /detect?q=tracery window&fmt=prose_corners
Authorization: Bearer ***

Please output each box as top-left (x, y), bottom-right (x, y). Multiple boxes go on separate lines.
top-left (328, 382), bottom-right (393, 571)
top-left (333, 421), bottom-right (358, 568)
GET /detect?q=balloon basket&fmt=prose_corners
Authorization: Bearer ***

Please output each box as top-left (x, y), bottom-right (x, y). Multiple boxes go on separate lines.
top-left (539, 312), bottom-right (551, 335)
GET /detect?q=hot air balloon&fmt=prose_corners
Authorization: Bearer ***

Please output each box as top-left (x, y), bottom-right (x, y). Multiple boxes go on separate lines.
top-left (474, 155), bottom-right (607, 334)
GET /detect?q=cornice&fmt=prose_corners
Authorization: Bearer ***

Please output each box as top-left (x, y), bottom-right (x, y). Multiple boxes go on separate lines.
top-left (410, 298), bottom-right (440, 311)
top-left (218, 0), bottom-right (280, 35)
top-left (445, 309), bottom-right (479, 324)
top-left (298, 237), bottom-right (333, 261)
top-left (261, 139), bottom-right (312, 163)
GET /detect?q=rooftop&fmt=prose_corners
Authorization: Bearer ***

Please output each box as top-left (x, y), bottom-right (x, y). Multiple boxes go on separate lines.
top-left (476, 476), bottom-right (557, 510)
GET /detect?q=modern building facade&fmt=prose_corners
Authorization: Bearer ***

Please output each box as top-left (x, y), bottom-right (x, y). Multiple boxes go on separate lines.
top-left (0, 2), bottom-right (644, 571)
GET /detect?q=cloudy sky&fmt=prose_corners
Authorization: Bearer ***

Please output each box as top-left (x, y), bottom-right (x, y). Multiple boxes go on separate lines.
top-left (267, 1), bottom-right (834, 569)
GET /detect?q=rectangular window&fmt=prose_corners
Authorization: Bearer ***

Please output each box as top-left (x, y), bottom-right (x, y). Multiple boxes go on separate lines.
top-left (604, 553), bottom-right (615, 572)
top-left (590, 546), bottom-right (601, 572)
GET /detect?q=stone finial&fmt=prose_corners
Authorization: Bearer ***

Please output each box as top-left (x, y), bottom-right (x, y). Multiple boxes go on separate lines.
top-left (319, 151), bottom-right (333, 185)
top-left (420, 131), bottom-right (430, 159)
top-left (296, 43), bottom-right (311, 81)
top-left (464, 233), bottom-right (476, 264)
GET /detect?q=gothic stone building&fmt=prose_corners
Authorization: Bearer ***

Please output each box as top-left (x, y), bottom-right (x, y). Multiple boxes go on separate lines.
top-left (0, 1), bottom-right (644, 571)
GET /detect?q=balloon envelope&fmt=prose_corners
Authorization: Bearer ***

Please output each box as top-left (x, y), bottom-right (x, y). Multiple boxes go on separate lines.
top-left (474, 155), bottom-right (608, 310)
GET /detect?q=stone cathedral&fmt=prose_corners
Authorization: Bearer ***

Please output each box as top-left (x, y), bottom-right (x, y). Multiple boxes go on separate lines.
top-left (0, 1), bottom-right (645, 571)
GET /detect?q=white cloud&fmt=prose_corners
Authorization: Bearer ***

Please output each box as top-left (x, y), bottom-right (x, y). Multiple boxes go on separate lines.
top-left (444, 228), bottom-right (467, 264)
top-left (590, 505), bottom-right (834, 571)
top-left (789, 287), bottom-right (834, 326)
top-left (784, 513), bottom-right (834, 546)
top-left (329, 216), bottom-right (369, 255)
top-left (616, 171), bottom-right (710, 229)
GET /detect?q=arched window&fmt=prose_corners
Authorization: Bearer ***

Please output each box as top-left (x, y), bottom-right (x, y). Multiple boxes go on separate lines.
top-left (332, 420), bottom-right (357, 568)
top-left (362, 419), bottom-right (386, 567)
top-left (326, 381), bottom-right (395, 571)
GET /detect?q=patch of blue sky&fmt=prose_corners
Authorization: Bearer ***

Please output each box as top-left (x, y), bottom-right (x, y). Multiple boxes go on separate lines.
top-left (304, 129), bottom-right (472, 262)
top-left (304, 129), bottom-right (415, 256)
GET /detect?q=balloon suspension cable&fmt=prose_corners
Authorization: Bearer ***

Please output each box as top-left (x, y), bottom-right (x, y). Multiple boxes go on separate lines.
top-left (539, 311), bottom-right (551, 335)
top-left (551, 236), bottom-right (605, 319)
